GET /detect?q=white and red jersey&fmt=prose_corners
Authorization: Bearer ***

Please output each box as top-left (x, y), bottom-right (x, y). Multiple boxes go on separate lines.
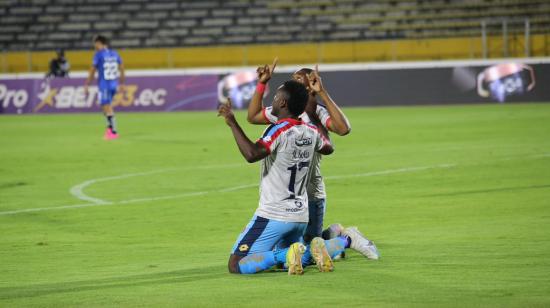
top-left (255, 118), bottom-right (329, 222)
top-left (262, 105), bottom-right (330, 200)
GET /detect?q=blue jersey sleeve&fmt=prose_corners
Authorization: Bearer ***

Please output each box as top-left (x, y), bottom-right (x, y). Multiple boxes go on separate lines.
top-left (116, 52), bottom-right (122, 64)
top-left (92, 52), bottom-right (101, 68)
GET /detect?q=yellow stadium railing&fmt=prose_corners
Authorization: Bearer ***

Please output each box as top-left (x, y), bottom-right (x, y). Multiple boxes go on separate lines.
top-left (2, 34), bottom-right (548, 73)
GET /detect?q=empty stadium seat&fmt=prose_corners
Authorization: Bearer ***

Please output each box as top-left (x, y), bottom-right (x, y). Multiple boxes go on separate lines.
top-left (0, 0), bottom-right (548, 51)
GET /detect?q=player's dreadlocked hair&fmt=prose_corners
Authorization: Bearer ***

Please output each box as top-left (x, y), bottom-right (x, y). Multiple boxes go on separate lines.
top-left (280, 80), bottom-right (309, 117)
top-left (94, 35), bottom-right (109, 45)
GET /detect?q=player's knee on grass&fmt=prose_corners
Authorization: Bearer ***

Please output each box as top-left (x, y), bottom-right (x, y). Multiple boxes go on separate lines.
top-left (228, 254), bottom-right (243, 274)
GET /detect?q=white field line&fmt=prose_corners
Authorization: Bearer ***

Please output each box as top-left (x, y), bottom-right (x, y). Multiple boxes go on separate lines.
top-left (0, 164), bottom-right (454, 216)
top-left (324, 164), bottom-right (456, 180)
top-left (526, 153), bottom-right (550, 159)
top-left (2, 152), bottom-right (548, 216)
top-left (69, 163), bottom-right (244, 205)
top-left (69, 169), bottom-right (174, 205)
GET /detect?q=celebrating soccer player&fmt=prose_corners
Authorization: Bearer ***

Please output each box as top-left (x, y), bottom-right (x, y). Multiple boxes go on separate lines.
top-left (219, 80), bottom-right (340, 275)
top-left (247, 59), bottom-right (380, 260)
top-left (84, 35), bottom-right (125, 140)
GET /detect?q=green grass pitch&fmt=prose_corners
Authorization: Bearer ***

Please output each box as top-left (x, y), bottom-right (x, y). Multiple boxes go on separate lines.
top-left (1, 103), bottom-right (550, 307)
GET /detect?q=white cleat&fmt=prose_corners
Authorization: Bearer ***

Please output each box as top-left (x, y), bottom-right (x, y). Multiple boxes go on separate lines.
top-left (343, 226), bottom-right (380, 260)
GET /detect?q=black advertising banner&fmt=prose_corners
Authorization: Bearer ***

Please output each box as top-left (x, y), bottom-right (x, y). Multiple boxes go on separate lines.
top-left (3, 60), bottom-right (548, 114)
top-left (257, 62), bottom-right (550, 107)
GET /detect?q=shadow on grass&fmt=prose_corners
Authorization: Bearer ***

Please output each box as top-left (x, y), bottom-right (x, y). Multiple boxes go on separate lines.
top-left (0, 265), bottom-right (226, 300)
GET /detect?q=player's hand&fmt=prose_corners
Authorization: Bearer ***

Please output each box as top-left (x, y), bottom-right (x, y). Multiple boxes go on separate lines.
top-left (118, 84), bottom-right (125, 93)
top-left (256, 57), bottom-right (278, 84)
top-left (306, 65), bottom-right (324, 93)
top-left (218, 98), bottom-right (236, 125)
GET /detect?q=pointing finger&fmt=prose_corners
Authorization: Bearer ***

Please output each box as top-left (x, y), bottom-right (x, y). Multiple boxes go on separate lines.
top-left (271, 57), bottom-right (278, 71)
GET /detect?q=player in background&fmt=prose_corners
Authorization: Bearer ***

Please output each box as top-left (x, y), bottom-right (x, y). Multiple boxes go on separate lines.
top-left (84, 35), bottom-right (125, 140)
top-left (247, 59), bottom-right (380, 260)
top-left (220, 80), bottom-right (343, 275)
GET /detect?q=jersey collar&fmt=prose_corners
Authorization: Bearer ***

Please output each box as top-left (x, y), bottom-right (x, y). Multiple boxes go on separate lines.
top-left (276, 117), bottom-right (302, 125)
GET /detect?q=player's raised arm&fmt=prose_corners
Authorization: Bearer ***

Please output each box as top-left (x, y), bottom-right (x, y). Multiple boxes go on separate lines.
top-left (247, 57), bottom-right (278, 124)
top-left (307, 65), bottom-right (352, 136)
top-left (219, 99), bottom-right (269, 163)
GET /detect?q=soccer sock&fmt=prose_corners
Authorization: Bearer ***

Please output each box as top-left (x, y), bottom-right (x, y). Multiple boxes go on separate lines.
top-left (273, 248), bottom-right (288, 264)
top-left (274, 246), bottom-right (313, 268)
top-left (238, 252), bottom-right (277, 274)
top-left (106, 115), bottom-right (117, 133)
top-left (300, 238), bottom-right (346, 267)
top-left (324, 236), bottom-right (347, 259)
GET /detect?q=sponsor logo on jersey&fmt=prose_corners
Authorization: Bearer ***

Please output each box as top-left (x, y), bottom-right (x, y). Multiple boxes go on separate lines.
top-left (292, 149), bottom-right (310, 159)
top-left (295, 137), bottom-right (312, 146)
top-left (286, 200), bottom-right (305, 212)
top-left (285, 208), bottom-right (303, 212)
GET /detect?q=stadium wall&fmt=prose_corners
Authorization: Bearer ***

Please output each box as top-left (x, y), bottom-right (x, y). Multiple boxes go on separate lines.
top-left (2, 34), bottom-right (550, 73)
top-left (1, 58), bottom-right (549, 114)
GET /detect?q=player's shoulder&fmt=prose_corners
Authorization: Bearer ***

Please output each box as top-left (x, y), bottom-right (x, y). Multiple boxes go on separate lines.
top-left (261, 118), bottom-right (303, 141)
top-left (262, 118), bottom-right (293, 135)
top-left (291, 120), bottom-right (321, 139)
top-left (104, 48), bottom-right (118, 57)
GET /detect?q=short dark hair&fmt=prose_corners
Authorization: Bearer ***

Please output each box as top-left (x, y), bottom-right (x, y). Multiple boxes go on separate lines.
top-left (279, 80), bottom-right (309, 116)
top-left (94, 35), bottom-right (109, 45)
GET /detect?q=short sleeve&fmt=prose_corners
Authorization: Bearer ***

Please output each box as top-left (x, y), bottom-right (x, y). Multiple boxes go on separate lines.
top-left (311, 125), bottom-right (330, 152)
top-left (262, 106), bottom-right (278, 124)
top-left (315, 131), bottom-right (326, 152)
top-left (116, 52), bottom-right (122, 64)
top-left (316, 105), bottom-right (331, 129)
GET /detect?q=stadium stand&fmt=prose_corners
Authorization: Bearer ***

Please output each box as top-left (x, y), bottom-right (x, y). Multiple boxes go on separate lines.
top-left (1, 0), bottom-right (548, 72)
top-left (1, 0), bottom-right (549, 51)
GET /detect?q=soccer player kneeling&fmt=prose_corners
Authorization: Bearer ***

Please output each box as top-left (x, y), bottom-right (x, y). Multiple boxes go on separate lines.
top-left (219, 80), bottom-right (349, 275)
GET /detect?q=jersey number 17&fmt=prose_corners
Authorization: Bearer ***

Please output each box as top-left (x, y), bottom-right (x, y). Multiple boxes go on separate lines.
top-left (287, 161), bottom-right (309, 199)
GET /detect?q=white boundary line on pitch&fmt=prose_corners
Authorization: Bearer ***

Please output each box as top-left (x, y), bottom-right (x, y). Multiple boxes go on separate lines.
top-left (0, 164), bottom-right (455, 216)
top-left (69, 163), bottom-right (245, 205)
top-left (324, 164), bottom-right (456, 180)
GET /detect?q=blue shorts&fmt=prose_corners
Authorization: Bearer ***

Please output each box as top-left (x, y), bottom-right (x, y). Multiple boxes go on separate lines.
top-left (231, 215), bottom-right (307, 257)
top-left (98, 86), bottom-right (117, 105)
